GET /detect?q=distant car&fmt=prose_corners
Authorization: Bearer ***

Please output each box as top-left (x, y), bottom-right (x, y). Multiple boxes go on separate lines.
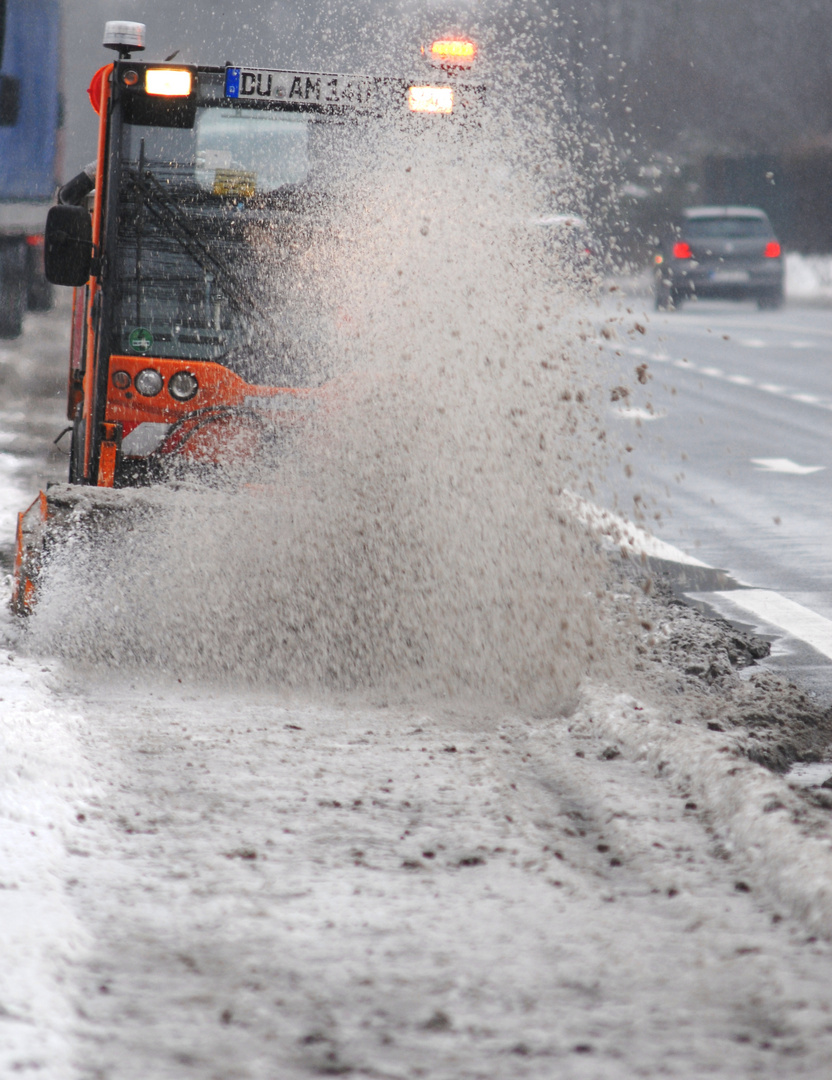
top-left (654, 206), bottom-right (784, 310)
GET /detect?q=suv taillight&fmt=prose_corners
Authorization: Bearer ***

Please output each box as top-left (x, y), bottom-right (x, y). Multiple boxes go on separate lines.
top-left (764, 241), bottom-right (781, 258)
top-left (673, 241), bottom-right (693, 260)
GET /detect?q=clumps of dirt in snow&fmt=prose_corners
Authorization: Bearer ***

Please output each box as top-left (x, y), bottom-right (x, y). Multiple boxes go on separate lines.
top-left (612, 558), bottom-right (832, 775)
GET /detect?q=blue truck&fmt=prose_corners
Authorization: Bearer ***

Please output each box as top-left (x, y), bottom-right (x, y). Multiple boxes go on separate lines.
top-left (0, 0), bottom-right (62, 337)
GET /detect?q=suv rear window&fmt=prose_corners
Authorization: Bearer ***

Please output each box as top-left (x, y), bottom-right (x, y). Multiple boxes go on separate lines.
top-left (684, 217), bottom-right (772, 240)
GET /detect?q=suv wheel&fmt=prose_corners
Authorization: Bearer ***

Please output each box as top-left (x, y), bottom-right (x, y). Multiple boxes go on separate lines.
top-left (655, 286), bottom-right (682, 311)
top-left (757, 289), bottom-right (784, 311)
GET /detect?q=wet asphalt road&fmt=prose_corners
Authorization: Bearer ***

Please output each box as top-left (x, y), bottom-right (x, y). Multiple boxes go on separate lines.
top-left (603, 297), bottom-right (832, 696)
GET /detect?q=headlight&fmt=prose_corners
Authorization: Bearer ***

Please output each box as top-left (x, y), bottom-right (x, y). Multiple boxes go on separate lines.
top-left (111, 370), bottom-right (132, 389)
top-left (168, 371), bottom-right (198, 402)
top-left (134, 368), bottom-right (163, 397)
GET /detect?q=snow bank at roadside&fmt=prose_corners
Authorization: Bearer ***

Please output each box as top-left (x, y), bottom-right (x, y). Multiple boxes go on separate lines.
top-left (0, 646), bottom-right (91, 1077)
top-left (580, 687), bottom-right (832, 937)
top-left (785, 253), bottom-right (832, 302)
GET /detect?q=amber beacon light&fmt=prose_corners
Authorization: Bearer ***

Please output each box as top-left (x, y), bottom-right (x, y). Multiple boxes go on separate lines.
top-left (429, 39), bottom-right (476, 65)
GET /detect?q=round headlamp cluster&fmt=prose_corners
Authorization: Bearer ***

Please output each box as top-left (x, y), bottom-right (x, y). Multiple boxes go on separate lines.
top-left (134, 368), bottom-right (163, 397)
top-left (114, 367), bottom-right (199, 401)
top-left (168, 370), bottom-right (199, 401)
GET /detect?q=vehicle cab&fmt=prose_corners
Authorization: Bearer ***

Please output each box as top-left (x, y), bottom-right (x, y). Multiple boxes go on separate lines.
top-left (45, 22), bottom-right (483, 488)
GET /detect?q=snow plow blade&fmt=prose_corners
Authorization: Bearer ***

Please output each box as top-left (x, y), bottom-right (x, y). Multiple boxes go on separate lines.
top-left (10, 483), bottom-right (171, 616)
top-left (11, 491), bottom-right (50, 615)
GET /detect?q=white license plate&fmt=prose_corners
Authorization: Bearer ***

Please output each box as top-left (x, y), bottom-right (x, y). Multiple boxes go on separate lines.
top-left (710, 270), bottom-right (750, 284)
top-left (225, 67), bottom-right (378, 107)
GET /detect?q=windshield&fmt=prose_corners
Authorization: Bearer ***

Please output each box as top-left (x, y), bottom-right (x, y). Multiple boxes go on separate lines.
top-left (684, 216), bottom-right (773, 240)
top-left (195, 110), bottom-right (310, 194)
top-left (112, 101), bottom-right (363, 387)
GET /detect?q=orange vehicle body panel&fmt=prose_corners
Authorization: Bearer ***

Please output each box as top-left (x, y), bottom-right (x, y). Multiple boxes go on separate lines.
top-left (101, 357), bottom-right (322, 473)
top-left (96, 422), bottom-right (120, 486)
top-left (82, 63), bottom-right (113, 478)
top-left (104, 355), bottom-right (314, 429)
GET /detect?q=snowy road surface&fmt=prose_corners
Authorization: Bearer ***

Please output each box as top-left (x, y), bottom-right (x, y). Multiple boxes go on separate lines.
top-left (5, 664), bottom-right (832, 1079)
top-left (4, 301), bottom-right (832, 1077)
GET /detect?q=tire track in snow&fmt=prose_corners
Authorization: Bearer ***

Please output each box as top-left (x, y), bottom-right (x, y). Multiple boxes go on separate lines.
top-left (581, 686), bottom-right (832, 940)
top-left (49, 682), bottom-right (832, 1077)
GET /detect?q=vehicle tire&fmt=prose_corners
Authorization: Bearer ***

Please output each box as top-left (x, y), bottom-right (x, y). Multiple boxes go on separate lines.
top-left (27, 272), bottom-right (54, 312)
top-left (654, 281), bottom-right (673, 311)
top-left (26, 240), bottom-right (54, 311)
top-left (0, 241), bottom-right (27, 338)
top-left (757, 289), bottom-right (784, 311)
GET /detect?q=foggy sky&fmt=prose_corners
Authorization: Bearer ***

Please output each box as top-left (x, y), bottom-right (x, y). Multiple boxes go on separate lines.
top-left (61, 0), bottom-right (449, 174)
top-left (60, 1), bottom-right (832, 177)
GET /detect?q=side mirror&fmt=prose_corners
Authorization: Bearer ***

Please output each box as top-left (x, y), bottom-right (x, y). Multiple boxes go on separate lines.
top-left (44, 205), bottom-right (93, 286)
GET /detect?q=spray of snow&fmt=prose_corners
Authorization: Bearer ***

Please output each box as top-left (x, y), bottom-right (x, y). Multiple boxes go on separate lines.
top-left (28, 88), bottom-right (624, 714)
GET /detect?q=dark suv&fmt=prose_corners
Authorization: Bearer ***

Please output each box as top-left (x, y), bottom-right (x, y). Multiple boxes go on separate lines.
top-left (654, 206), bottom-right (784, 310)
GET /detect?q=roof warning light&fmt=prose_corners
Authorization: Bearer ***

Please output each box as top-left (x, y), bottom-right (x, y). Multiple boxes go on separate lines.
top-left (426, 39), bottom-right (477, 67)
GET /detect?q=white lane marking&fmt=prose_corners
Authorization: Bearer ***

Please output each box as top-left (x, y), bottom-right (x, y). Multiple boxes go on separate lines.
top-left (739, 338), bottom-right (766, 348)
top-left (751, 458), bottom-right (826, 475)
top-left (648, 311), bottom-right (832, 340)
top-left (613, 406), bottom-right (664, 421)
top-left (573, 493), bottom-right (832, 662)
top-left (564, 492), bottom-right (710, 566)
top-left (711, 589), bottom-right (832, 662)
top-left (615, 345), bottom-right (832, 412)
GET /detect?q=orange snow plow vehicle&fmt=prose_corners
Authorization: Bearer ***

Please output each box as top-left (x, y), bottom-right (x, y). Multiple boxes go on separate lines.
top-left (11, 21), bottom-right (482, 614)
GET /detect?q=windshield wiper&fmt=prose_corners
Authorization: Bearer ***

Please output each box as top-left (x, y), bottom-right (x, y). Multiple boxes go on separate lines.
top-left (125, 165), bottom-right (274, 324)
